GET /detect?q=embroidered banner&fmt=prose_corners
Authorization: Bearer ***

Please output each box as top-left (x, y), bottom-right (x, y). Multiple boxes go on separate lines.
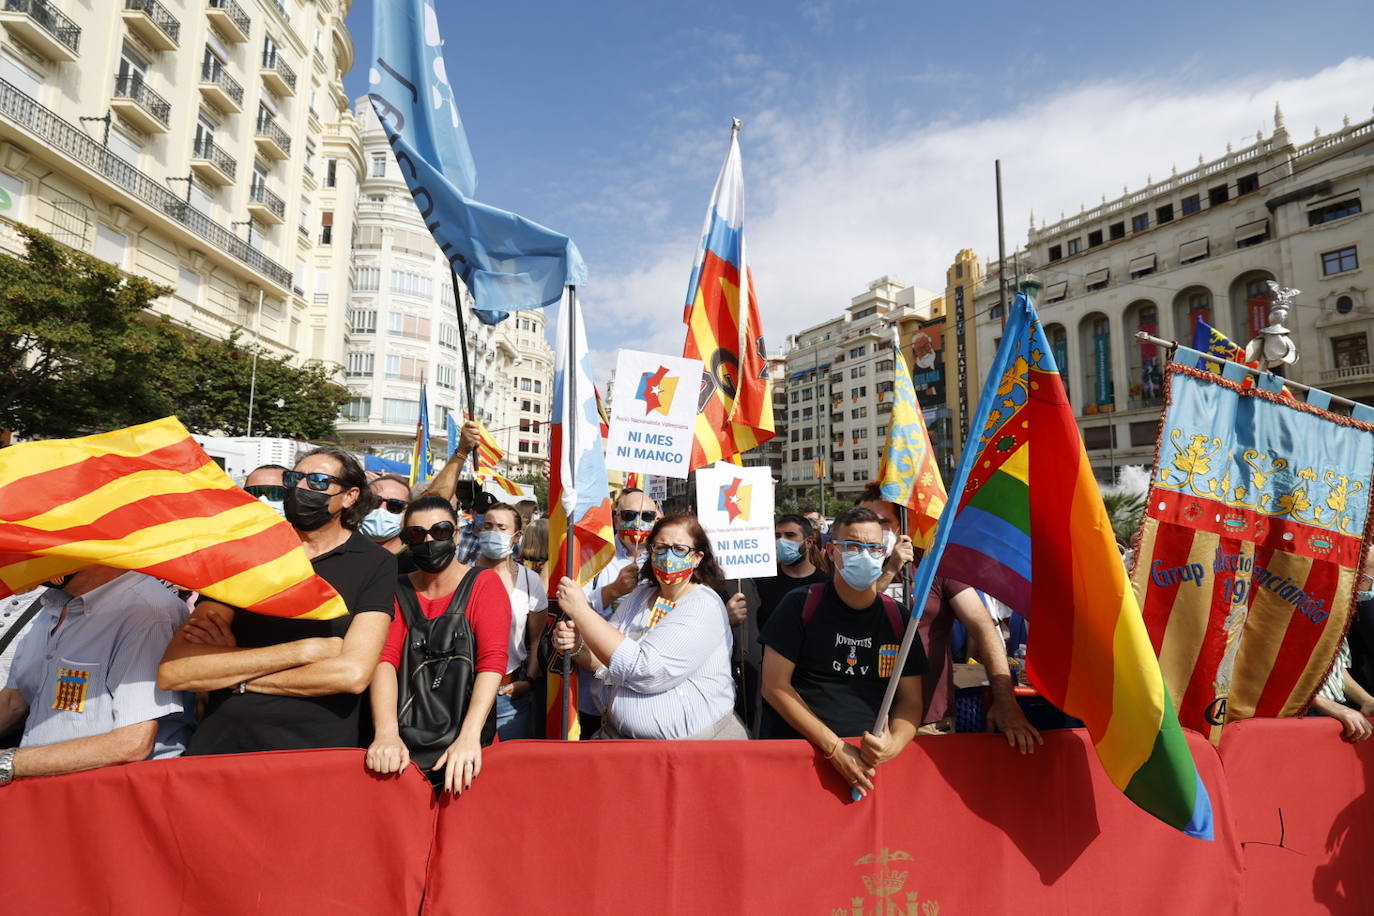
top-left (1133, 363), bottom-right (1374, 741)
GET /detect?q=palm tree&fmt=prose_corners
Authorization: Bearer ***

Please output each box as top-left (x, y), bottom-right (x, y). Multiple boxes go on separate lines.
top-left (1101, 490), bottom-right (1145, 546)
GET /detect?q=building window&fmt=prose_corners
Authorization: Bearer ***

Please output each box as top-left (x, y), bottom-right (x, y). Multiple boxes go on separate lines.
top-left (387, 312), bottom-right (432, 340)
top-left (438, 324), bottom-right (459, 350)
top-left (349, 308), bottom-right (376, 334)
top-left (355, 266), bottom-right (380, 291)
top-left (1322, 247), bottom-right (1359, 276)
top-left (877, 401), bottom-right (892, 414)
top-left (1182, 194), bottom-right (1201, 215)
top-left (1088, 229), bottom-right (1103, 248)
top-left (1048, 245), bottom-right (1062, 262)
top-left (1109, 222), bottom-right (1125, 241)
top-left (325, 158), bottom-right (338, 187)
top-left (385, 355), bottom-right (426, 382)
top-left (1332, 333), bottom-right (1369, 369)
top-left (850, 386), bottom-right (867, 399)
top-left (1336, 295), bottom-right (1355, 315)
top-left (851, 406), bottom-right (867, 419)
top-left (1309, 197), bottom-right (1361, 225)
top-left (850, 365), bottom-right (867, 378)
top-left (436, 364), bottom-right (456, 389)
top-left (801, 388), bottom-right (813, 401)
top-left (318, 211), bottom-right (333, 245)
top-left (533, 381), bottom-right (542, 393)
top-left (1237, 173), bottom-right (1259, 196)
top-left (383, 398), bottom-right (420, 426)
top-left (876, 359), bottom-right (894, 372)
top-left (989, 304), bottom-right (1004, 319)
top-left (1208, 184), bottom-right (1229, 207)
top-left (343, 397), bottom-right (371, 422)
top-left (346, 352), bottom-right (374, 377)
top-left (390, 270), bottom-right (434, 299)
top-left (876, 425), bottom-right (886, 438)
top-left (371, 153), bottom-right (387, 177)
top-left (854, 306), bottom-right (877, 319)
top-left (1066, 237), bottom-right (1082, 256)
top-left (1156, 203), bottom-right (1174, 224)
top-left (1131, 213), bottom-right (1149, 233)
top-left (176, 267), bottom-right (203, 304)
top-left (849, 346), bottom-right (867, 359)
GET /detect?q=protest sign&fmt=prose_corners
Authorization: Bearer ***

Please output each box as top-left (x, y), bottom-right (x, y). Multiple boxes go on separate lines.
top-left (605, 350), bottom-right (702, 479)
top-left (695, 461), bottom-right (775, 578)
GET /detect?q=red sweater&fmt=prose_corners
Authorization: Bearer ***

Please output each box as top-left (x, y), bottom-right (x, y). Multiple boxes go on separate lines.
top-left (379, 568), bottom-right (511, 675)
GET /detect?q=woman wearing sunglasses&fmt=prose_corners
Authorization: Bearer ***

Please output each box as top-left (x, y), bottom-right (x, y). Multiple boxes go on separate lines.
top-left (161, 447), bottom-right (398, 756)
top-left (552, 514), bottom-right (745, 740)
top-left (365, 496), bottom-right (511, 794)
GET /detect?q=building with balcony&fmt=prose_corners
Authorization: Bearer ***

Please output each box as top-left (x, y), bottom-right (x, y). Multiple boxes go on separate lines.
top-left (0, 0), bottom-right (359, 375)
top-left (335, 101), bottom-right (554, 478)
top-left (971, 104), bottom-right (1374, 485)
top-left (781, 276), bottom-right (940, 502)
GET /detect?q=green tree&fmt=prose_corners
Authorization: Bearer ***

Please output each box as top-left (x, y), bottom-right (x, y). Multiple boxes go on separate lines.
top-left (776, 482), bottom-right (838, 518)
top-left (1102, 490), bottom-right (1146, 546)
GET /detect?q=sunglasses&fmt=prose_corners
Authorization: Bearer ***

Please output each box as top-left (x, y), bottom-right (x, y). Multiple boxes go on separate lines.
top-left (282, 470), bottom-right (346, 492)
top-left (378, 498), bottom-right (408, 514)
top-left (400, 521), bottom-right (457, 546)
top-left (245, 485), bottom-right (286, 502)
top-left (617, 510), bottom-right (656, 525)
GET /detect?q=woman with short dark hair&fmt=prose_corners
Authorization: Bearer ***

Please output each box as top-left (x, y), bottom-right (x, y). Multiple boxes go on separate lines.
top-left (553, 513), bottom-right (743, 740)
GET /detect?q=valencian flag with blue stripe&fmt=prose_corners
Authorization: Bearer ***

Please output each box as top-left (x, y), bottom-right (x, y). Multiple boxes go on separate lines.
top-left (931, 289), bottom-right (1213, 839)
top-left (876, 342), bottom-right (947, 549)
top-left (681, 123), bottom-right (774, 469)
top-left (409, 383), bottom-right (434, 487)
top-left (369, 0), bottom-right (586, 325)
top-left (0, 418), bottom-right (347, 619)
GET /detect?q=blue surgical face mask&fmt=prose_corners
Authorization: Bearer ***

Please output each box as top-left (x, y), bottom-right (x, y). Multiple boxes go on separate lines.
top-left (776, 538), bottom-right (804, 567)
top-left (360, 506), bottom-right (403, 540)
top-left (477, 530), bottom-right (512, 560)
top-left (837, 550), bottom-right (885, 591)
top-left (258, 495), bottom-right (285, 519)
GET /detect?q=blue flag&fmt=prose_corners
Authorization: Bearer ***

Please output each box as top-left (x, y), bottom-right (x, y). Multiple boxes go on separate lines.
top-left (410, 385), bottom-right (434, 487)
top-left (369, 0), bottom-right (587, 325)
top-left (447, 411), bottom-right (459, 460)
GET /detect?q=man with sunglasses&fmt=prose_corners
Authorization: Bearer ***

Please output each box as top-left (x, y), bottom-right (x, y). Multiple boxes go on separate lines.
top-left (361, 474), bottom-right (413, 557)
top-left (160, 446), bottom-right (398, 755)
top-left (573, 487), bottom-right (660, 737)
top-left (243, 464), bottom-right (290, 517)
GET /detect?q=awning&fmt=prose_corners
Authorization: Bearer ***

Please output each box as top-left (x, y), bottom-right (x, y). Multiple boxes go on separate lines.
top-left (1045, 281), bottom-right (1069, 301)
top-left (1128, 253), bottom-right (1156, 275)
top-left (1085, 268), bottom-right (1110, 287)
top-left (1179, 237), bottom-right (1209, 263)
top-left (1235, 218), bottom-right (1269, 242)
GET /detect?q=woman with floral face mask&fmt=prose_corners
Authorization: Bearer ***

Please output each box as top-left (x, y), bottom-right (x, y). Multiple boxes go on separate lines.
top-left (552, 514), bottom-right (745, 740)
top-left (474, 504), bottom-right (547, 740)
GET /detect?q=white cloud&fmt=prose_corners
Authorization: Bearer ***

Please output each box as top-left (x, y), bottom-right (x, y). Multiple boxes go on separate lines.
top-left (573, 57), bottom-right (1374, 383)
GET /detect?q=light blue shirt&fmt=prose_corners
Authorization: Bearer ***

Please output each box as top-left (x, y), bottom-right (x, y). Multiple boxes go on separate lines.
top-left (577, 539), bottom-right (637, 714)
top-left (6, 572), bottom-right (193, 758)
top-left (595, 582), bottom-right (736, 739)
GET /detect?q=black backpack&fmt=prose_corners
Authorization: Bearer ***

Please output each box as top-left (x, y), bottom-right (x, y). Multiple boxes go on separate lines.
top-left (394, 569), bottom-right (495, 785)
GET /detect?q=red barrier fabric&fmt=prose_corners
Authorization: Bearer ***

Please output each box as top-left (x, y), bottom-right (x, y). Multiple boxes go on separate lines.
top-left (426, 729), bottom-right (1241, 915)
top-left (1220, 716), bottom-right (1374, 915)
top-left (0, 748), bottom-right (436, 915)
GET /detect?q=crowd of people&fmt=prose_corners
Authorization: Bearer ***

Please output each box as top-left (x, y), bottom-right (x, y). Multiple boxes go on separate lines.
top-left (4, 428), bottom-right (1370, 797)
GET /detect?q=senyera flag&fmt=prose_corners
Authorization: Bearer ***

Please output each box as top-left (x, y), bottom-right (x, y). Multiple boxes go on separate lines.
top-left (473, 417), bottom-right (504, 471)
top-left (933, 289), bottom-right (1213, 840)
top-left (876, 342), bottom-right (947, 549)
top-left (681, 122), bottom-right (774, 470)
top-left (369, 0), bottom-right (585, 326)
top-left (0, 417), bottom-right (347, 619)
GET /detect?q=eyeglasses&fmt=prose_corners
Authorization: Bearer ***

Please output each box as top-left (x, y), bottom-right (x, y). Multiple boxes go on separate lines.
top-left (400, 521), bottom-right (456, 546)
top-left (282, 470), bottom-right (346, 492)
top-left (617, 509), bottom-right (656, 525)
top-left (649, 543), bottom-right (696, 559)
top-left (833, 540), bottom-right (886, 559)
top-left (245, 485), bottom-right (286, 502)
top-left (378, 498), bottom-right (408, 514)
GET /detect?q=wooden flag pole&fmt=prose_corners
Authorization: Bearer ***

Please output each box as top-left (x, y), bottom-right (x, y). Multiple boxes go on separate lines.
top-left (562, 285), bottom-right (577, 740)
top-left (448, 268), bottom-right (481, 477)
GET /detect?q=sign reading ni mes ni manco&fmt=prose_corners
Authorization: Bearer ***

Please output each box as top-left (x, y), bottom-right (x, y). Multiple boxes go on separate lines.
top-left (695, 461), bottom-right (776, 578)
top-left (605, 349), bottom-right (703, 479)
top-left (1133, 362), bottom-right (1374, 742)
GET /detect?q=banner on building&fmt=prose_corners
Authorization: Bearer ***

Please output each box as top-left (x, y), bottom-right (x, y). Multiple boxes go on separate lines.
top-left (1132, 360), bottom-right (1374, 741)
top-left (910, 318), bottom-right (947, 407)
top-left (694, 461), bottom-right (775, 578)
top-left (605, 349), bottom-right (703, 479)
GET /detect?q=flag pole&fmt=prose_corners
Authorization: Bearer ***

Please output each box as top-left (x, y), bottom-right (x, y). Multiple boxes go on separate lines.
top-left (995, 159), bottom-right (1008, 318)
top-left (562, 285), bottom-right (577, 740)
top-left (449, 268), bottom-right (481, 478)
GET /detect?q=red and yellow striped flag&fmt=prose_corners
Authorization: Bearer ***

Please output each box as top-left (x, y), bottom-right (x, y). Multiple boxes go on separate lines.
top-left (477, 469), bottom-right (521, 496)
top-left (0, 417), bottom-right (347, 619)
top-left (681, 126), bottom-right (774, 470)
top-left (471, 416), bottom-right (505, 470)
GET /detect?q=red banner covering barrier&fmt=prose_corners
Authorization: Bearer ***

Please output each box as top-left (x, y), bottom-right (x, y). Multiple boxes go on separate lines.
top-left (9, 724), bottom-right (1374, 913)
top-left (1219, 717), bottom-right (1374, 915)
top-left (0, 748), bottom-right (437, 914)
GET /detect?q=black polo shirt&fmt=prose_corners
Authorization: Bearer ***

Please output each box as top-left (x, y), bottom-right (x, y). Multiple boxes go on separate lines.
top-left (186, 530), bottom-right (398, 755)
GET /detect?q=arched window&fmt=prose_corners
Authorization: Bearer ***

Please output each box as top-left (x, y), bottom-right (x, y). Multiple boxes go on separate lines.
top-left (1125, 301), bottom-right (1163, 409)
top-left (1172, 286), bottom-right (1213, 346)
top-left (1079, 313), bottom-right (1114, 415)
top-left (1230, 271), bottom-right (1276, 340)
top-left (1045, 323), bottom-right (1070, 404)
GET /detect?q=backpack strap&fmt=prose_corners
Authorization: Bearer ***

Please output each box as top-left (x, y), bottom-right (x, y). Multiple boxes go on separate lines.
top-left (0, 594), bottom-right (44, 657)
top-left (800, 583), bottom-right (827, 627)
top-left (395, 574), bottom-right (426, 632)
top-left (441, 567), bottom-right (481, 619)
top-left (878, 592), bottom-right (905, 639)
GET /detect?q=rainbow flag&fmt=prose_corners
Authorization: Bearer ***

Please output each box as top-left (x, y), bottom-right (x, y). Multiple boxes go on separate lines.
top-left (876, 346), bottom-right (947, 549)
top-left (934, 290), bottom-right (1213, 839)
top-left (0, 417), bottom-right (347, 619)
top-left (409, 384), bottom-right (434, 488)
top-left (681, 123), bottom-right (774, 470)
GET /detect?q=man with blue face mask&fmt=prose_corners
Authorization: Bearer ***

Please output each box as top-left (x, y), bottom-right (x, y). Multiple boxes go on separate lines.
top-left (361, 474), bottom-right (412, 559)
top-left (243, 464), bottom-right (290, 518)
top-left (758, 506), bottom-right (930, 796)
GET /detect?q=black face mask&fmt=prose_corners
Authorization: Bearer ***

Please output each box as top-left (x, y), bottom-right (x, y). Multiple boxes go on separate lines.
top-left (284, 487), bottom-right (337, 531)
top-left (410, 538), bottom-right (457, 573)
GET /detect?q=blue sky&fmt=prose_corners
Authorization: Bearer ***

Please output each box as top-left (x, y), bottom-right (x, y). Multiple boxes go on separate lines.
top-left (343, 1), bottom-right (1374, 375)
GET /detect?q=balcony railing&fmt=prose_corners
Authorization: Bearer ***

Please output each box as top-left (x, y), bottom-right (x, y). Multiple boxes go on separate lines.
top-left (2, 0), bottom-right (81, 56)
top-left (0, 77), bottom-right (289, 286)
top-left (112, 74), bottom-right (170, 129)
top-left (248, 183), bottom-right (285, 219)
top-left (123, 0), bottom-right (178, 45)
top-left (206, 0), bottom-right (249, 39)
top-left (254, 113), bottom-right (291, 155)
top-left (1320, 363), bottom-right (1374, 385)
top-left (200, 61), bottom-right (243, 109)
top-left (261, 50), bottom-right (296, 93)
top-left (191, 136), bottom-right (235, 178)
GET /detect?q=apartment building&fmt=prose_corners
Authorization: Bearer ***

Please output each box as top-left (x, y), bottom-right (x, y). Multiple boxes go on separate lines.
top-left (971, 105), bottom-right (1374, 484)
top-left (0, 0), bottom-right (357, 365)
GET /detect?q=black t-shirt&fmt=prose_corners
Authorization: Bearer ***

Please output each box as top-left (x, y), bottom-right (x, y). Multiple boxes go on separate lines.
top-left (758, 582), bottom-right (928, 739)
top-left (187, 530), bottom-right (398, 755)
top-left (753, 567), bottom-right (832, 630)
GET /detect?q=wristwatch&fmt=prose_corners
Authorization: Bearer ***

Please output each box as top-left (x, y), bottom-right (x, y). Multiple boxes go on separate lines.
top-left (0, 747), bottom-right (16, 787)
